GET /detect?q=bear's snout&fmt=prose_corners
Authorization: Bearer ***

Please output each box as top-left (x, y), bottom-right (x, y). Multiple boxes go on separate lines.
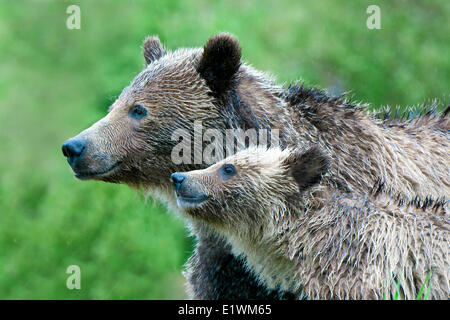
top-left (170, 172), bottom-right (186, 193)
top-left (171, 172), bottom-right (210, 208)
top-left (62, 138), bottom-right (87, 169)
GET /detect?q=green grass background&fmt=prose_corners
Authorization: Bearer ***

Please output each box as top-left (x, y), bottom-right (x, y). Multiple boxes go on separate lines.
top-left (0, 0), bottom-right (448, 299)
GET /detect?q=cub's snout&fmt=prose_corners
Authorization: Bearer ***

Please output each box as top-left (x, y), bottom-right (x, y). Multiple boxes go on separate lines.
top-left (170, 172), bottom-right (209, 208)
top-left (170, 172), bottom-right (186, 193)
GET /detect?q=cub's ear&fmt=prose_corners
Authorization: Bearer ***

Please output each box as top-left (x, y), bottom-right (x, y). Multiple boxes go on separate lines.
top-left (284, 146), bottom-right (330, 190)
top-left (197, 33), bottom-right (241, 96)
top-left (142, 35), bottom-right (166, 65)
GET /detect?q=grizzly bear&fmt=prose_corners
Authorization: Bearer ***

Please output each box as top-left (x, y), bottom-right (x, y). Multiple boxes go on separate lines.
top-left (62, 33), bottom-right (449, 299)
top-left (171, 146), bottom-right (449, 299)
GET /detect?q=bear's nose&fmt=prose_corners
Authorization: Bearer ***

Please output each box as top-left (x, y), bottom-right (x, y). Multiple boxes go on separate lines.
top-left (170, 172), bottom-right (186, 192)
top-left (62, 138), bottom-right (87, 168)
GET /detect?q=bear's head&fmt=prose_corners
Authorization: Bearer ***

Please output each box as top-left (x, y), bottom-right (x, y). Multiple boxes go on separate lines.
top-left (171, 146), bottom-right (330, 230)
top-left (61, 33), bottom-right (259, 192)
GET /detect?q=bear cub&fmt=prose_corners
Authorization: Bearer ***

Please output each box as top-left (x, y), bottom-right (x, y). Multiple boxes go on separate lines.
top-left (171, 146), bottom-right (449, 300)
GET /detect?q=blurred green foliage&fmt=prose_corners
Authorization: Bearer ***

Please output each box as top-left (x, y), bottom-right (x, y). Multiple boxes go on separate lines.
top-left (0, 0), bottom-right (448, 299)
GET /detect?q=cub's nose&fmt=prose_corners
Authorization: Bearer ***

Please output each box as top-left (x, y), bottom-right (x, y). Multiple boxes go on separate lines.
top-left (170, 172), bottom-right (186, 193)
top-left (62, 138), bottom-right (87, 168)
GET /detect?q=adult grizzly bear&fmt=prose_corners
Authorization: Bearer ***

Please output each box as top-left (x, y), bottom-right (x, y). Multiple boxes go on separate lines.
top-left (62, 33), bottom-right (450, 299)
top-left (171, 146), bottom-right (449, 299)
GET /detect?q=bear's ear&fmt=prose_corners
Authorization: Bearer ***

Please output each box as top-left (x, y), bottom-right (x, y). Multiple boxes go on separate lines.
top-left (142, 35), bottom-right (166, 65)
top-left (197, 33), bottom-right (242, 96)
top-left (283, 146), bottom-right (330, 190)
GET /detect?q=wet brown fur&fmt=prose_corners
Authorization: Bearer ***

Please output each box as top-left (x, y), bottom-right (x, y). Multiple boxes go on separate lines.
top-left (176, 147), bottom-right (449, 299)
top-left (65, 33), bottom-right (450, 299)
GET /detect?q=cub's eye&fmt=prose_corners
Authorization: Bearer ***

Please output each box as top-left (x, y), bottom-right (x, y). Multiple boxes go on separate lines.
top-left (219, 164), bottom-right (236, 180)
top-left (129, 104), bottom-right (147, 120)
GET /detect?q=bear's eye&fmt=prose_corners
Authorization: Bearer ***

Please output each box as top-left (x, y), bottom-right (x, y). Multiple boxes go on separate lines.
top-left (129, 104), bottom-right (147, 120)
top-left (219, 164), bottom-right (236, 180)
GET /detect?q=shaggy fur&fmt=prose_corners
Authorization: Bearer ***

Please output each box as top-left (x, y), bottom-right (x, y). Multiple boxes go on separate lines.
top-left (175, 146), bottom-right (449, 299)
top-left (62, 33), bottom-right (450, 299)
top-left (142, 35), bottom-right (166, 65)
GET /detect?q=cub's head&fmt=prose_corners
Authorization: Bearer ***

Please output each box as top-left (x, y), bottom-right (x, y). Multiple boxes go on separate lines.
top-left (61, 34), bottom-right (242, 189)
top-left (171, 146), bottom-right (330, 229)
